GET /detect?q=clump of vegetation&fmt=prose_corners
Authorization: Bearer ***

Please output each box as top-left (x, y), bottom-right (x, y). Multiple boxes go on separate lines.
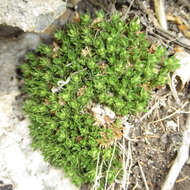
top-left (21, 11), bottom-right (179, 188)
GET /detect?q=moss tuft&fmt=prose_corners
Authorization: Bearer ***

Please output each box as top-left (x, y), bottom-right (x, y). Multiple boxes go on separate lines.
top-left (21, 11), bottom-right (179, 187)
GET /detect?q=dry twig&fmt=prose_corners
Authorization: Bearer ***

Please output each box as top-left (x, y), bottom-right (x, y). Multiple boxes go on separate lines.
top-left (104, 141), bottom-right (117, 190)
top-left (122, 137), bottom-right (127, 189)
top-left (151, 101), bottom-right (189, 124)
top-left (154, 27), bottom-right (190, 51)
top-left (168, 74), bottom-right (181, 105)
top-left (121, 0), bottom-right (135, 21)
top-left (161, 104), bottom-right (190, 190)
top-left (176, 176), bottom-right (189, 183)
top-left (154, 0), bottom-right (168, 30)
top-left (93, 150), bottom-right (101, 190)
top-left (140, 102), bottom-right (159, 122)
top-left (138, 161), bottom-right (150, 190)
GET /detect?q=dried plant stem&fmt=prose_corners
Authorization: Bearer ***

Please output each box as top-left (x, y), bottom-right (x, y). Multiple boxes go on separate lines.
top-left (104, 141), bottom-right (117, 190)
top-left (140, 102), bottom-right (159, 122)
top-left (138, 161), bottom-right (150, 190)
top-left (126, 142), bottom-right (133, 190)
top-left (107, 168), bottom-right (122, 190)
top-left (93, 150), bottom-right (101, 190)
top-left (154, 0), bottom-right (167, 30)
top-left (161, 104), bottom-right (190, 190)
top-left (176, 176), bottom-right (189, 183)
top-left (122, 0), bottom-right (135, 21)
top-left (122, 137), bottom-right (127, 189)
top-left (168, 73), bottom-right (181, 105)
top-left (151, 101), bottom-right (189, 124)
top-left (132, 181), bottom-right (139, 190)
top-left (92, 149), bottom-right (105, 190)
top-left (118, 140), bottom-right (133, 190)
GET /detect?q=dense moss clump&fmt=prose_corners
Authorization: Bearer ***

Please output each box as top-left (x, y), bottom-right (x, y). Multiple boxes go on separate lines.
top-left (21, 11), bottom-right (179, 188)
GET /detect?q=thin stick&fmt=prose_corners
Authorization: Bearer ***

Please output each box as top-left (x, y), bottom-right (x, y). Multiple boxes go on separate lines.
top-left (137, 0), bottom-right (190, 50)
top-left (93, 150), bottom-right (101, 190)
top-left (151, 111), bottom-right (177, 123)
top-left (126, 142), bottom-right (133, 190)
top-left (138, 161), bottom-right (150, 190)
top-left (118, 140), bottom-right (133, 190)
top-left (122, 137), bottom-right (127, 189)
top-left (107, 169), bottom-right (121, 190)
top-left (107, 183), bottom-right (115, 190)
top-left (177, 115), bottom-right (180, 132)
top-left (151, 101), bottom-right (189, 124)
top-left (168, 73), bottom-right (181, 105)
top-left (107, 168), bottom-right (122, 190)
top-left (132, 181), bottom-right (139, 190)
top-left (122, 0), bottom-right (135, 20)
top-left (154, 27), bottom-right (190, 51)
top-left (104, 141), bottom-right (117, 190)
top-left (92, 157), bottom-right (104, 190)
top-left (161, 104), bottom-right (190, 190)
top-left (71, 68), bottom-right (87, 76)
top-left (176, 176), bottom-right (189, 183)
top-left (156, 107), bottom-right (166, 132)
top-left (140, 102), bottom-right (159, 122)
top-left (154, 0), bottom-right (167, 30)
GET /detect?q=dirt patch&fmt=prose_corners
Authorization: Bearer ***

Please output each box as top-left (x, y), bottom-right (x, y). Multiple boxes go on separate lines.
top-left (174, 164), bottom-right (190, 190)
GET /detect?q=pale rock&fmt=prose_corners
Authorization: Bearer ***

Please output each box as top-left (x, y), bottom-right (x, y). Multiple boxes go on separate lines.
top-left (0, 0), bottom-right (67, 33)
top-left (0, 31), bottom-right (78, 190)
top-left (0, 93), bottom-right (78, 190)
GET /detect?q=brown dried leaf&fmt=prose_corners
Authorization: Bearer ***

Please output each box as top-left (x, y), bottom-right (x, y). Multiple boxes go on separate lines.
top-left (71, 11), bottom-right (80, 23)
top-left (44, 99), bottom-right (50, 106)
top-left (178, 24), bottom-right (190, 39)
top-left (148, 44), bottom-right (157, 53)
top-left (98, 62), bottom-right (107, 74)
top-left (77, 86), bottom-right (86, 97)
top-left (58, 96), bottom-right (66, 106)
top-left (174, 45), bottom-right (184, 53)
top-left (99, 124), bottom-right (123, 148)
top-left (52, 41), bottom-right (60, 58)
top-left (81, 46), bottom-right (90, 57)
top-left (91, 17), bottom-right (103, 27)
top-left (167, 14), bottom-right (183, 25)
top-left (143, 83), bottom-right (151, 91)
top-left (104, 115), bottom-right (112, 124)
top-left (76, 136), bottom-right (83, 142)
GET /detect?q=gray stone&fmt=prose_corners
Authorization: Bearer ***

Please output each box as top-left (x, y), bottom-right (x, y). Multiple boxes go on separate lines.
top-left (0, 1), bottom-right (79, 189)
top-left (0, 0), bottom-right (67, 33)
top-left (0, 33), bottom-right (78, 190)
top-left (0, 33), bottom-right (40, 95)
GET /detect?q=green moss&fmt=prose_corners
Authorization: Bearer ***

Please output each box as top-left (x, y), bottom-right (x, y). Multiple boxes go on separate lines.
top-left (21, 11), bottom-right (179, 187)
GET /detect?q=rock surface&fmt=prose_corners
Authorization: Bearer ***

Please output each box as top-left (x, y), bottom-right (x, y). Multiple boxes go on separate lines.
top-left (0, 0), bottom-right (67, 33)
top-left (0, 33), bottom-right (78, 190)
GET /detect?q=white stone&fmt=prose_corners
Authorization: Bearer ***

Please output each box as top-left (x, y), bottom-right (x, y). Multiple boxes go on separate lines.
top-left (0, 32), bottom-right (78, 190)
top-left (0, 93), bottom-right (78, 190)
top-left (0, 0), bottom-right (67, 32)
